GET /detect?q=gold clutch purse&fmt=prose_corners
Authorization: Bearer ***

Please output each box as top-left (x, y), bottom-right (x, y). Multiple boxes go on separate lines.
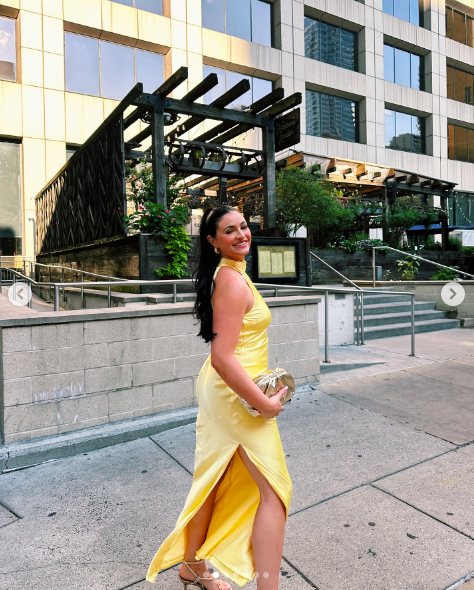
top-left (239, 368), bottom-right (295, 417)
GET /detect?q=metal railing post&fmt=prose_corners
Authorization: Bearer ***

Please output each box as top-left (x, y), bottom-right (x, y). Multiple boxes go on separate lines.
top-left (173, 283), bottom-right (177, 304)
top-left (372, 247), bottom-right (376, 287)
top-left (355, 292), bottom-right (360, 346)
top-left (324, 290), bottom-right (330, 363)
top-left (62, 268), bottom-right (65, 300)
top-left (81, 273), bottom-right (85, 308)
top-left (275, 287), bottom-right (279, 297)
top-left (108, 285), bottom-right (112, 308)
top-left (54, 285), bottom-right (60, 311)
top-left (410, 294), bottom-right (416, 357)
top-left (48, 267), bottom-right (52, 302)
top-left (360, 291), bottom-right (365, 345)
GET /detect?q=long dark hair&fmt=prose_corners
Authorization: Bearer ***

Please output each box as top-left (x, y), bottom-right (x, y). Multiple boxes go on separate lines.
top-left (193, 206), bottom-right (235, 342)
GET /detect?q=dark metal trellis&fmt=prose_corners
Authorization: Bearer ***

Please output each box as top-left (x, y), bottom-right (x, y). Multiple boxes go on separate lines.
top-left (36, 67), bottom-right (301, 255)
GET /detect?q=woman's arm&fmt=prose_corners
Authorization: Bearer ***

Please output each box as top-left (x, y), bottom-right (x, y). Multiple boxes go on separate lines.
top-left (210, 267), bottom-right (286, 419)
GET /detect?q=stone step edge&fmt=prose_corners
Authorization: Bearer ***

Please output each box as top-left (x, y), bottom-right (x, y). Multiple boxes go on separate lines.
top-left (0, 382), bottom-right (318, 472)
top-left (362, 318), bottom-right (460, 333)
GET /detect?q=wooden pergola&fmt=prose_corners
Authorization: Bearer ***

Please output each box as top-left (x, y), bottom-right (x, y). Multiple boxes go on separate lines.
top-left (35, 67), bottom-right (301, 255)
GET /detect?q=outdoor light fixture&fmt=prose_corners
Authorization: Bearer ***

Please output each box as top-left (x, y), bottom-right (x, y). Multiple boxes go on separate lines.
top-left (164, 112), bottom-right (179, 126)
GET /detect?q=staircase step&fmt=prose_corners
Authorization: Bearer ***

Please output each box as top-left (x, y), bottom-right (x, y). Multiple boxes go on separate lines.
top-left (362, 300), bottom-right (436, 316)
top-left (361, 309), bottom-right (449, 327)
top-left (362, 318), bottom-right (461, 340)
top-left (359, 293), bottom-right (413, 305)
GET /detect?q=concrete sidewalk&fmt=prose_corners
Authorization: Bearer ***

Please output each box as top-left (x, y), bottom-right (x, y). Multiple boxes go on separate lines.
top-left (0, 329), bottom-right (473, 590)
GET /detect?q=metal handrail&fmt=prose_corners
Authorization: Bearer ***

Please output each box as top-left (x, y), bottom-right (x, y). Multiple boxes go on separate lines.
top-left (310, 251), bottom-right (362, 290)
top-left (1, 270), bottom-right (417, 363)
top-left (372, 245), bottom-right (474, 286)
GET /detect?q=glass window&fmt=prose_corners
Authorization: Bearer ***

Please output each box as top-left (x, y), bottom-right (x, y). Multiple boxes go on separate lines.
top-left (447, 65), bottom-right (454, 100)
top-left (468, 16), bottom-right (474, 47)
top-left (202, 0), bottom-right (225, 33)
top-left (446, 8), bottom-right (453, 39)
top-left (227, 70), bottom-right (252, 109)
top-left (306, 89), bottom-right (357, 143)
top-left (111, 0), bottom-right (163, 13)
top-left (226, 0), bottom-right (251, 41)
top-left (467, 72), bottom-right (474, 105)
top-left (203, 66), bottom-right (271, 108)
top-left (65, 33), bottom-right (100, 96)
top-left (395, 48), bottom-right (411, 87)
top-left (385, 45), bottom-right (422, 90)
top-left (411, 54), bottom-right (421, 89)
top-left (100, 41), bottom-right (134, 100)
top-left (0, 16), bottom-right (16, 82)
top-left (203, 65), bottom-right (226, 104)
top-left (385, 109), bottom-right (424, 154)
top-left (448, 124), bottom-right (455, 160)
top-left (394, 0), bottom-right (410, 23)
top-left (0, 141), bottom-right (22, 256)
top-left (456, 125), bottom-right (469, 162)
top-left (136, 49), bottom-right (164, 93)
top-left (383, 0), bottom-right (421, 26)
top-left (453, 10), bottom-right (466, 44)
top-left (384, 45), bottom-right (395, 83)
top-left (304, 16), bottom-right (356, 72)
top-left (202, 0), bottom-right (271, 46)
top-left (469, 129), bottom-right (474, 164)
top-left (252, 0), bottom-right (271, 46)
top-left (454, 68), bottom-right (467, 103)
top-left (65, 33), bottom-right (164, 99)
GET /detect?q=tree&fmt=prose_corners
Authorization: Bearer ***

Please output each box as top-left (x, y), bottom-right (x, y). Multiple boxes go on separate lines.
top-left (275, 166), bottom-right (356, 247)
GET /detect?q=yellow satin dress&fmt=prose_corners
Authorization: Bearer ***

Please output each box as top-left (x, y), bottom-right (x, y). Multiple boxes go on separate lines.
top-left (146, 258), bottom-right (292, 586)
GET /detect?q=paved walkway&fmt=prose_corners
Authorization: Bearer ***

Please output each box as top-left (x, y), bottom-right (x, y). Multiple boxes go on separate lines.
top-left (0, 329), bottom-right (473, 590)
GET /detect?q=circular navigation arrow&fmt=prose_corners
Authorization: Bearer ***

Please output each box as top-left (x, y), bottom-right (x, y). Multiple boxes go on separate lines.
top-left (441, 282), bottom-right (466, 307)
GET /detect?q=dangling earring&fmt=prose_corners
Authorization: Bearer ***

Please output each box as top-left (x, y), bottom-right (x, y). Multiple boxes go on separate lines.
top-left (214, 247), bottom-right (220, 255)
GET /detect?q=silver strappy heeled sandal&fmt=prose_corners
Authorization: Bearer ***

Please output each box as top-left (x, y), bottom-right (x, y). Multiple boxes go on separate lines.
top-left (178, 559), bottom-right (231, 589)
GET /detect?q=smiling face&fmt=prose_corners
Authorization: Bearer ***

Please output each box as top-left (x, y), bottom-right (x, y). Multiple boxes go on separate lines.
top-left (208, 210), bottom-right (251, 261)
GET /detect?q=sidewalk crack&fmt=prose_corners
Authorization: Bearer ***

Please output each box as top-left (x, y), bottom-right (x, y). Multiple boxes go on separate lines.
top-left (149, 437), bottom-right (193, 476)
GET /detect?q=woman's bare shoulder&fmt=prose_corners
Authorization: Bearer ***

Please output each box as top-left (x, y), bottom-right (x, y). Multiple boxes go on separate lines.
top-left (214, 266), bottom-right (249, 298)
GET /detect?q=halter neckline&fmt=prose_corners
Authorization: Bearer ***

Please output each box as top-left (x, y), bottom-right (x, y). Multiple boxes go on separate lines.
top-left (218, 257), bottom-right (247, 274)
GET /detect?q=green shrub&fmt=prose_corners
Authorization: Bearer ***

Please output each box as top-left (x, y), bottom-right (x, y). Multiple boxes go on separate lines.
top-left (396, 255), bottom-right (421, 280)
top-left (429, 266), bottom-right (460, 280)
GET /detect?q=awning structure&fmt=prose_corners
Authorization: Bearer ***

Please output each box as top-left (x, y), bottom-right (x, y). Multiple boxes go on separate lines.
top-left (187, 150), bottom-right (458, 206)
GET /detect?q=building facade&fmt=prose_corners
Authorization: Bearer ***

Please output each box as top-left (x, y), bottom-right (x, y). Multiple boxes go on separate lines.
top-left (1, 0), bottom-right (474, 258)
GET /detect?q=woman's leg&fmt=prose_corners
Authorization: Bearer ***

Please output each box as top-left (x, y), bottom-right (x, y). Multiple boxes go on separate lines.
top-left (178, 465), bottom-right (231, 589)
top-left (238, 445), bottom-right (286, 590)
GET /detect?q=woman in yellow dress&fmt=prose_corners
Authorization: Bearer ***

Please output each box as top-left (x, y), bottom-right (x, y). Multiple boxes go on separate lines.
top-left (146, 206), bottom-right (292, 589)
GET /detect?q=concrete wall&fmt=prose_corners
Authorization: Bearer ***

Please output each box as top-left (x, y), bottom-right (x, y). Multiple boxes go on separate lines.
top-left (375, 280), bottom-right (474, 318)
top-left (317, 292), bottom-right (355, 346)
top-left (0, 295), bottom-right (320, 444)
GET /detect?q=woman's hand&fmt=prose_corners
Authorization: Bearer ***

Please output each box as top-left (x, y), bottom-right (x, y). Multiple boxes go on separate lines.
top-left (259, 387), bottom-right (289, 420)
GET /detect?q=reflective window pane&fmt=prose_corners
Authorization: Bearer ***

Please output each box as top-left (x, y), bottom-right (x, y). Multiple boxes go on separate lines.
top-left (226, 70), bottom-right (252, 109)
top-left (395, 48), bottom-right (411, 87)
top-left (252, 76), bottom-right (272, 103)
top-left (447, 66), bottom-right (454, 100)
top-left (340, 29), bottom-right (356, 71)
top-left (468, 16), bottom-right (474, 47)
top-left (202, 0), bottom-right (225, 34)
top-left (203, 65), bottom-right (226, 104)
top-left (0, 16), bottom-right (16, 82)
top-left (454, 68), bottom-right (467, 103)
top-left (411, 53), bottom-right (421, 89)
top-left (385, 109), bottom-right (396, 148)
top-left (467, 72), bottom-right (474, 105)
top-left (455, 125), bottom-right (468, 161)
top-left (384, 45), bottom-right (395, 83)
top-left (65, 33), bottom-right (100, 96)
top-left (251, 0), bottom-right (271, 47)
top-left (134, 0), bottom-right (163, 14)
top-left (410, 0), bottom-right (420, 26)
top-left (136, 49), bottom-right (164, 93)
top-left (446, 7), bottom-right (453, 39)
top-left (100, 41), bottom-right (134, 100)
top-left (448, 124), bottom-right (455, 159)
top-left (383, 0), bottom-right (394, 16)
top-left (453, 10), bottom-right (466, 44)
top-left (304, 17), bottom-right (320, 61)
top-left (306, 89), bottom-right (356, 143)
top-left (0, 142), bottom-right (22, 247)
top-left (226, 0), bottom-right (251, 41)
top-left (320, 21), bottom-right (339, 67)
top-left (394, 0), bottom-right (410, 23)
